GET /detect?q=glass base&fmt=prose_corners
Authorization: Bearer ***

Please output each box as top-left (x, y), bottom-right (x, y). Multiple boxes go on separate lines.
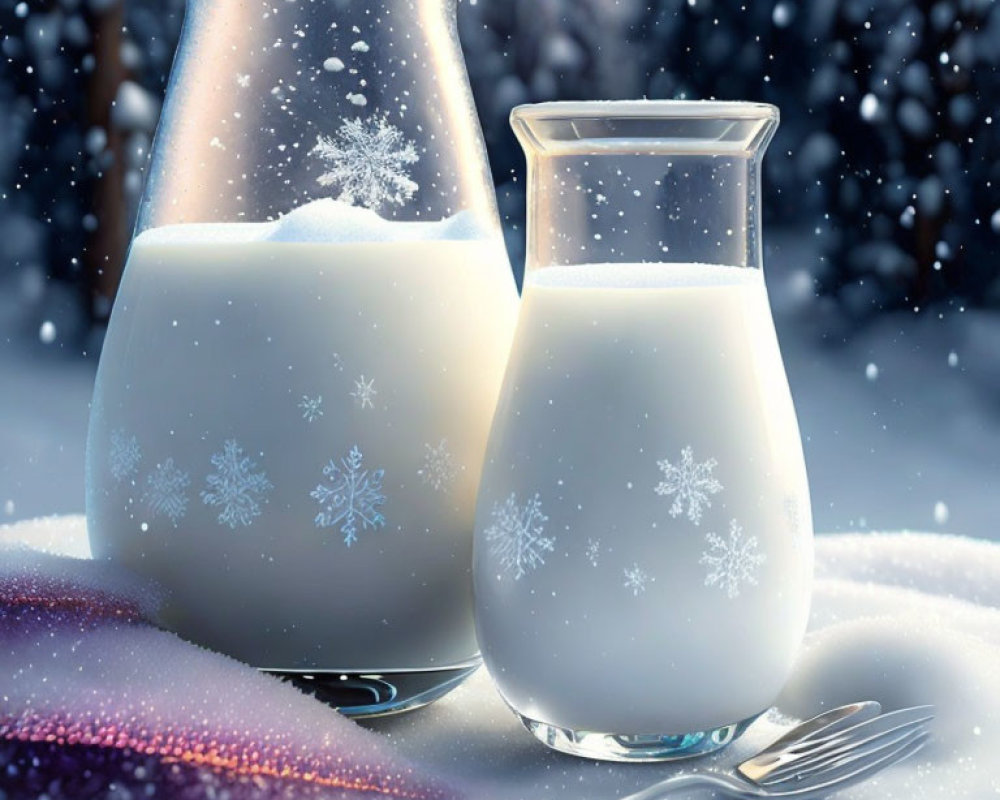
top-left (262, 658), bottom-right (481, 718)
top-left (516, 710), bottom-right (760, 762)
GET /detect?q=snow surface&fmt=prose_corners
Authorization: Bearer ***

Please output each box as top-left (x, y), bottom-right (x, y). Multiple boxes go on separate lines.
top-left (1, 516), bottom-right (998, 798)
top-left (370, 530), bottom-right (1000, 799)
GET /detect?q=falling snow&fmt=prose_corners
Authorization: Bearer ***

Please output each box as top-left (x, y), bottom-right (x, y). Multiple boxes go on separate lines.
top-left (109, 429), bottom-right (141, 482)
top-left (351, 375), bottom-right (377, 409)
top-left (200, 440), bottom-right (273, 529)
top-left (585, 538), bottom-right (600, 566)
top-left (311, 116), bottom-right (419, 210)
top-left (700, 519), bottom-right (766, 599)
top-left (311, 445), bottom-right (386, 546)
top-left (484, 493), bottom-right (555, 580)
top-left (623, 563), bottom-right (650, 596)
top-left (418, 439), bottom-right (458, 492)
top-left (142, 459), bottom-right (191, 527)
top-left (299, 395), bottom-right (324, 422)
top-left (654, 446), bottom-right (723, 525)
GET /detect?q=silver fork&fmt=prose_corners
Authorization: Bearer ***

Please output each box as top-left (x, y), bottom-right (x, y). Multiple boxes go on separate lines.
top-left (622, 702), bottom-right (933, 799)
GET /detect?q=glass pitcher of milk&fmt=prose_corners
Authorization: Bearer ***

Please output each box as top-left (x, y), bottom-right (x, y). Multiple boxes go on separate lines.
top-left (86, 0), bottom-right (518, 716)
top-left (474, 101), bottom-right (813, 760)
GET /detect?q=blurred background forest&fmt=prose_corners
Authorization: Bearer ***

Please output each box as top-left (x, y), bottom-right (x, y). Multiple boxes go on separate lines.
top-left (1, 0), bottom-right (999, 537)
top-left (4, 0), bottom-right (1000, 329)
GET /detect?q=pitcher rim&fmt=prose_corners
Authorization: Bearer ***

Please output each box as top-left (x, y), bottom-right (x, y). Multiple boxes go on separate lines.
top-left (511, 99), bottom-right (779, 124)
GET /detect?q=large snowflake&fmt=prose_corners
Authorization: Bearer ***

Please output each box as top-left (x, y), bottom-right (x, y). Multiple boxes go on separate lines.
top-left (109, 428), bottom-right (141, 482)
top-left (311, 116), bottom-right (420, 210)
top-left (623, 563), bottom-right (651, 596)
top-left (299, 395), bottom-right (324, 423)
top-left (418, 439), bottom-right (458, 492)
top-left (351, 375), bottom-right (377, 410)
top-left (700, 519), bottom-right (766, 599)
top-left (143, 458), bottom-right (190, 526)
top-left (484, 493), bottom-right (555, 580)
top-left (201, 440), bottom-right (274, 529)
top-left (654, 445), bottom-right (723, 525)
top-left (311, 445), bottom-right (386, 546)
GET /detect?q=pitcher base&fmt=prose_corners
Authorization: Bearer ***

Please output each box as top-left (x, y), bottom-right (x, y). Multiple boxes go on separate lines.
top-left (263, 658), bottom-right (481, 718)
top-left (516, 710), bottom-right (760, 762)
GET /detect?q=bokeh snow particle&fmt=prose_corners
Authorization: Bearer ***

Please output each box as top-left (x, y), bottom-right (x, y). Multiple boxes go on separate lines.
top-left (772, 2), bottom-right (794, 28)
top-left (39, 321), bottom-right (56, 344)
top-left (859, 93), bottom-right (880, 122)
top-left (990, 209), bottom-right (1000, 233)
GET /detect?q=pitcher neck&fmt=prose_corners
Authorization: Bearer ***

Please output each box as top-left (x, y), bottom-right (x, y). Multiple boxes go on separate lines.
top-left (512, 101), bottom-right (778, 272)
top-left (138, 0), bottom-right (496, 231)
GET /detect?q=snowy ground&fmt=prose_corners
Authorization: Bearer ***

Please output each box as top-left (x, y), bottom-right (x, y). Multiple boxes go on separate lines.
top-left (3, 518), bottom-right (999, 798)
top-left (1, 230), bottom-right (998, 538)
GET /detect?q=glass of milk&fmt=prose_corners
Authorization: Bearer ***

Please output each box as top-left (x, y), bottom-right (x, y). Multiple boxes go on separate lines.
top-left (474, 101), bottom-right (813, 760)
top-left (86, 0), bottom-right (518, 716)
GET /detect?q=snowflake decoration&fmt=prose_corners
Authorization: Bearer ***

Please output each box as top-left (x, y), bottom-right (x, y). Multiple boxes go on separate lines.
top-left (654, 446), bottom-right (723, 525)
top-left (299, 395), bottom-right (324, 423)
top-left (236, 73), bottom-right (250, 88)
top-left (331, 352), bottom-right (344, 372)
top-left (418, 439), bottom-right (458, 492)
top-left (311, 116), bottom-right (420, 210)
top-left (142, 458), bottom-right (190, 526)
top-left (484, 493), bottom-right (555, 580)
top-left (201, 440), bottom-right (274, 529)
top-left (311, 445), bottom-right (386, 546)
top-left (700, 519), bottom-right (767, 599)
top-left (109, 428), bottom-right (141, 482)
top-left (351, 375), bottom-right (377, 409)
top-left (623, 563), bottom-right (651, 596)
top-left (585, 538), bottom-right (601, 567)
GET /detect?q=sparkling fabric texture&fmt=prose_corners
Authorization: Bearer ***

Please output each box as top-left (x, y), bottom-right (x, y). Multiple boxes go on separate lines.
top-left (0, 539), bottom-right (462, 800)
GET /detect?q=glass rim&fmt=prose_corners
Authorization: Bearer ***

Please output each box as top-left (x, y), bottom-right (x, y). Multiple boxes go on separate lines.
top-left (511, 99), bottom-right (779, 124)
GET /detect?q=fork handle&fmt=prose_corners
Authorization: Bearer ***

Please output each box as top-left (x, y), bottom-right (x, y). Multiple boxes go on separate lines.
top-left (620, 772), bottom-right (763, 800)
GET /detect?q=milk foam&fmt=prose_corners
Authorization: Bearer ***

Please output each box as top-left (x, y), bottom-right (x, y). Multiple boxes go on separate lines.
top-left (136, 198), bottom-right (483, 246)
top-left (528, 262), bottom-right (762, 289)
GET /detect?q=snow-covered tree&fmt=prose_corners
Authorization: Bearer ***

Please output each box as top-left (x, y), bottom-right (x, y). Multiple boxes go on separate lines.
top-left (634, 0), bottom-right (1000, 315)
top-left (797, 0), bottom-right (1000, 314)
top-left (0, 0), bottom-right (182, 340)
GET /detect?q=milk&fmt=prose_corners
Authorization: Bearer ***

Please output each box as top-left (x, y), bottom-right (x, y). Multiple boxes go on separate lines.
top-left (87, 200), bottom-right (518, 671)
top-left (474, 263), bottom-right (812, 735)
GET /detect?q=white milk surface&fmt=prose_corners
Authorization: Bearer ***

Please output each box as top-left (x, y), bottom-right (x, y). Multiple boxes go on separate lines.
top-left (87, 200), bottom-right (518, 670)
top-left (474, 263), bottom-right (813, 734)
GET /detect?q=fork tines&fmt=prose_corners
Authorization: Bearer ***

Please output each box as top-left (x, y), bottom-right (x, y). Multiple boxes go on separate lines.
top-left (757, 705), bottom-right (934, 791)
